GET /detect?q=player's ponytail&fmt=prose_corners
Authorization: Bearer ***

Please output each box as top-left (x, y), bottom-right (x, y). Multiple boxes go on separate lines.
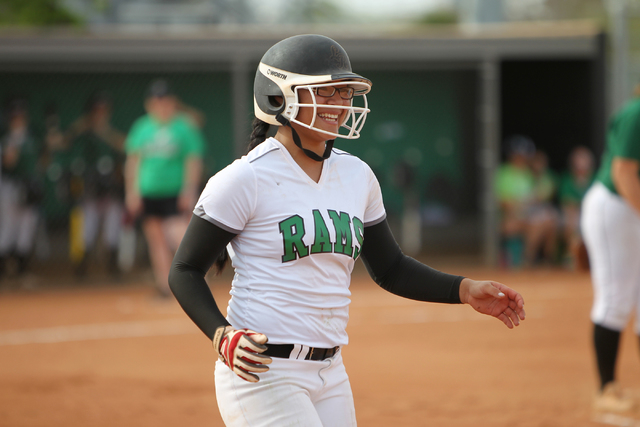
top-left (247, 117), bottom-right (270, 152)
top-left (213, 249), bottom-right (229, 275)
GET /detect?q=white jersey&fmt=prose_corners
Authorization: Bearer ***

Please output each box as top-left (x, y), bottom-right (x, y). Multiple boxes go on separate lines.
top-left (194, 137), bottom-right (386, 347)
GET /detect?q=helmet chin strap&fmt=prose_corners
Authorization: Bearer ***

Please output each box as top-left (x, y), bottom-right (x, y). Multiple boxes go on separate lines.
top-left (276, 114), bottom-right (334, 162)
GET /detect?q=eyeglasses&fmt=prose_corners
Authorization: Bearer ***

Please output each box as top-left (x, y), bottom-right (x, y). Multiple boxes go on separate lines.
top-left (314, 86), bottom-right (355, 100)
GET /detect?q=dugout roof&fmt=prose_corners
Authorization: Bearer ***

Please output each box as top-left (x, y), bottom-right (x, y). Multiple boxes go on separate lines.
top-left (0, 20), bottom-right (601, 70)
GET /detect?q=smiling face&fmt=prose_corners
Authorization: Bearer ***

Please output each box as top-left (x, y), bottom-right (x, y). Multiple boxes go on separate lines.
top-left (291, 84), bottom-right (352, 144)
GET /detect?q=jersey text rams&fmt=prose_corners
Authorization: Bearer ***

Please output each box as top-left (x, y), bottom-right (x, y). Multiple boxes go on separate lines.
top-left (279, 209), bottom-right (364, 262)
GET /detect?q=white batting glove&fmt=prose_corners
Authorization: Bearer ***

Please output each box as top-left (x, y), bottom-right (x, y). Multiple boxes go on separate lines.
top-left (212, 326), bottom-right (272, 383)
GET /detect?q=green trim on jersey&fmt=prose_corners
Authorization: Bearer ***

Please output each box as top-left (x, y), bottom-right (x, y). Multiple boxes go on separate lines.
top-left (596, 97), bottom-right (640, 195)
top-left (125, 114), bottom-right (205, 197)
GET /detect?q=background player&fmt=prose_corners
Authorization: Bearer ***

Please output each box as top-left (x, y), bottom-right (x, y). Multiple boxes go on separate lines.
top-left (66, 91), bottom-right (126, 279)
top-left (124, 79), bottom-right (205, 297)
top-left (581, 84), bottom-right (640, 414)
top-left (559, 145), bottom-right (594, 270)
top-left (169, 34), bottom-right (526, 426)
top-left (0, 98), bottom-right (43, 280)
top-left (495, 135), bottom-right (535, 268)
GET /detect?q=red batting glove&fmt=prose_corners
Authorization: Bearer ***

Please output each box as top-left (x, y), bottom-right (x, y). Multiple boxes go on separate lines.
top-left (212, 326), bottom-right (272, 383)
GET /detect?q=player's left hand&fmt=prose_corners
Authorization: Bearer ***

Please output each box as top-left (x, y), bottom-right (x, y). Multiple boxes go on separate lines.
top-left (459, 279), bottom-right (525, 329)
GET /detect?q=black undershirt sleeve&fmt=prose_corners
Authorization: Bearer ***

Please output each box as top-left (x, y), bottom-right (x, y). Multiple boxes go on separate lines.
top-left (168, 214), bottom-right (235, 340)
top-left (360, 218), bottom-right (463, 304)
top-left (170, 215), bottom-right (462, 340)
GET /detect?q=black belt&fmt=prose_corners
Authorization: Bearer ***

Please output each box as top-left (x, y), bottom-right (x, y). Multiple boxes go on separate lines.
top-left (263, 344), bottom-right (340, 361)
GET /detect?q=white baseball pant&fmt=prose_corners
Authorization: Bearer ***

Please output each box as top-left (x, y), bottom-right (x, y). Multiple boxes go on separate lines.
top-left (0, 179), bottom-right (39, 256)
top-left (581, 182), bottom-right (640, 332)
top-left (81, 197), bottom-right (123, 250)
top-left (214, 350), bottom-right (357, 426)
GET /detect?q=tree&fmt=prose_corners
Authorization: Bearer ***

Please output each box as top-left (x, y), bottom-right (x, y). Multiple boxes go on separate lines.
top-left (282, 0), bottom-right (344, 24)
top-left (417, 9), bottom-right (459, 25)
top-left (0, 0), bottom-right (82, 26)
top-left (505, 0), bottom-right (606, 23)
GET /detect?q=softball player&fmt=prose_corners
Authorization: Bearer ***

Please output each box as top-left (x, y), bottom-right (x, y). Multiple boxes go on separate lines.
top-left (169, 34), bottom-right (526, 426)
top-left (0, 99), bottom-right (42, 279)
top-left (125, 79), bottom-right (205, 297)
top-left (581, 88), bottom-right (640, 413)
top-left (67, 91), bottom-right (126, 278)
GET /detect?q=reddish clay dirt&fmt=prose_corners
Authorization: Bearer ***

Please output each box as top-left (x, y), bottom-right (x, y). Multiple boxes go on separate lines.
top-left (1, 261), bottom-right (639, 427)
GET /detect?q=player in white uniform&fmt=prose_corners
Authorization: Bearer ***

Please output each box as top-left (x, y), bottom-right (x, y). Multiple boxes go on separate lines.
top-left (169, 34), bottom-right (526, 426)
top-left (581, 89), bottom-right (640, 414)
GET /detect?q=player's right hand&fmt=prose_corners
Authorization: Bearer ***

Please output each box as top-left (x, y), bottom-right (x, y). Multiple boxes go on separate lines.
top-left (212, 326), bottom-right (272, 383)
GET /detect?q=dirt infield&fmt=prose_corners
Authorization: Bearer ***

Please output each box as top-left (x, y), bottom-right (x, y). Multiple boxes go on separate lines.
top-left (1, 261), bottom-right (640, 427)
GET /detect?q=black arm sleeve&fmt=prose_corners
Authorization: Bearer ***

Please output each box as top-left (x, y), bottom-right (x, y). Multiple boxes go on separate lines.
top-left (168, 214), bottom-right (236, 339)
top-left (360, 218), bottom-right (463, 304)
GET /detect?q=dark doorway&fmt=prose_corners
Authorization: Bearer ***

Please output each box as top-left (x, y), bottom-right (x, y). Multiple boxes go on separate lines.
top-left (501, 59), bottom-right (605, 173)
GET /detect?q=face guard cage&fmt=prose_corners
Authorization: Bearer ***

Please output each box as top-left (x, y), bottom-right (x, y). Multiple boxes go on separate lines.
top-left (287, 82), bottom-right (371, 140)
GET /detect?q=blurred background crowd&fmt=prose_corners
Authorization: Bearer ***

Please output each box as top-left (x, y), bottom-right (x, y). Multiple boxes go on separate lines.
top-left (496, 135), bottom-right (595, 269)
top-left (0, 0), bottom-right (638, 292)
top-left (0, 80), bottom-right (207, 292)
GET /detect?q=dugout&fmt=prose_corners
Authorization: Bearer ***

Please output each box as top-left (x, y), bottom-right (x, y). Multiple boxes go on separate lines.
top-left (0, 22), bottom-right (605, 268)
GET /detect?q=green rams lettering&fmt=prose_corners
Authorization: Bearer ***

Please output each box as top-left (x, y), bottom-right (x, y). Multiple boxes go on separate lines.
top-left (278, 210), bottom-right (364, 262)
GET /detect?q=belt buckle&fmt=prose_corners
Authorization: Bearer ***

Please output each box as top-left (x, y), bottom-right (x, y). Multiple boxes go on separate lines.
top-left (305, 346), bottom-right (338, 361)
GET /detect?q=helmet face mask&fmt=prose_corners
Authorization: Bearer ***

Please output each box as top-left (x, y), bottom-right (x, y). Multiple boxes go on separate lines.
top-left (253, 35), bottom-right (372, 141)
top-left (290, 82), bottom-right (370, 140)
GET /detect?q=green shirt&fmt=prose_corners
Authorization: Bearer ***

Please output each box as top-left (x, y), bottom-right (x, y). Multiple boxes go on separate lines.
top-left (69, 129), bottom-right (126, 199)
top-left (559, 172), bottom-right (593, 205)
top-left (0, 130), bottom-right (41, 181)
top-left (125, 114), bottom-right (205, 197)
top-left (532, 170), bottom-right (557, 203)
top-left (596, 97), bottom-right (640, 195)
top-left (495, 163), bottom-right (534, 203)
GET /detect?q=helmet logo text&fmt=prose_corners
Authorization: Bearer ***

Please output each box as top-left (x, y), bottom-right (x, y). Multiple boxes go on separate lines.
top-left (267, 69), bottom-right (288, 80)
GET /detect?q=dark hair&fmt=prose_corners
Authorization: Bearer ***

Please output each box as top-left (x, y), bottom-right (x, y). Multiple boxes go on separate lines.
top-left (505, 134), bottom-right (535, 159)
top-left (4, 96), bottom-right (28, 119)
top-left (84, 90), bottom-right (112, 113)
top-left (146, 78), bottom-right (173, 99)
top-left (213, 117), bottom-right (271, 274)
top-left (213, 249), bottom-right (229, 275)
top-left (247, 117), bottom-right (271, 153)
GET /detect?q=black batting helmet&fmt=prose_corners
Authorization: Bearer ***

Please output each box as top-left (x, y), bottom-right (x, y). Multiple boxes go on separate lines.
top-left (253, 34), bottom-right (371, 140)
